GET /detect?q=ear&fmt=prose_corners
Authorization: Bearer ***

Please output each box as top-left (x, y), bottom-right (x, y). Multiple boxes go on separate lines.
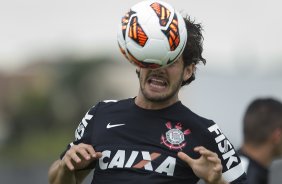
top-left (183, 63), bottom-right (195, 81)
top-left (271, 128), bottom-right (282, 145)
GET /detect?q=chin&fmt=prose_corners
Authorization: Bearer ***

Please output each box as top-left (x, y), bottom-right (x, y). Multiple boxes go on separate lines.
top-left (144, 92), bottom-right (174, 103)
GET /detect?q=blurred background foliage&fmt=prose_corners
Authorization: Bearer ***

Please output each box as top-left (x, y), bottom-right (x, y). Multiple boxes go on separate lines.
top-left (0, 56), bottom-right (134, 165)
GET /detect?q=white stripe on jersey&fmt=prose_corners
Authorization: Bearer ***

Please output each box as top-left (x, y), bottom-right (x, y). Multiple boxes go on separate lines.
top-left (103, 100), bottom-right (118, 103)
top-left (239, 156), bottom-right (250, 173)
top-left (223, 162), bottom-right (245, 182)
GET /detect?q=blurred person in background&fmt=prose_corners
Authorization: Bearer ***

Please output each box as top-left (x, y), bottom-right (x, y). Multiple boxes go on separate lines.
top-left (238, 98), bottom-right (282, 184)
top-left (48, 11), bottom-right (246, 184)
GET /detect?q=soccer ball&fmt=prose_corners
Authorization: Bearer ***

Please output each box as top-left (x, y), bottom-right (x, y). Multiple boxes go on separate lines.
top-left (117, 0), bottom-right (187, 69)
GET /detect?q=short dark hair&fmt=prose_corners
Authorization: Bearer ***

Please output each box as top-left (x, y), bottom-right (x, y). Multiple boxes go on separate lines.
top-left (243, 98), bottom-right (282, 145)
top-left (181, 16), bottom-right (206, 86)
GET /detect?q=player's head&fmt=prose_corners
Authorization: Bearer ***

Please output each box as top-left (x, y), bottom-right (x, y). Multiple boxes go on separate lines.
top-left (243, 97), bottom-right (282, 156)
top-left (136, 16), bottom-right (206, 86)
top-left (180, 16), bottom-right (206, 86)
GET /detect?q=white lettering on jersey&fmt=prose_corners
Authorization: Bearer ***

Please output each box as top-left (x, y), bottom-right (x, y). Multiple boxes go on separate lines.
top-left (75, 111), bottom-right (93, 140)
top-left (99, 150), bottom-right (111, 170)
top-left (141, 151), bottom-right (153, 171)
top-left (108, 150), bottom-right (125, 168)
top-left (208, 124), bottom-right (238, 169)
top-left (125, 151), bottom-right (138, 168)
top-left (98, 150), bottom-right (176, 176)
top-left (155, 156), bottom-right (176, 176)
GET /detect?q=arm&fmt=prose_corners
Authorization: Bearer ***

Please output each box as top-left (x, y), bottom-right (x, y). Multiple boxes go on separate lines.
top-left (48, 143), bottom-right (102, 184)
top-left (178, 146), bottom-right (228, 184)
top-left (48, 159), bottom-right (91, 184)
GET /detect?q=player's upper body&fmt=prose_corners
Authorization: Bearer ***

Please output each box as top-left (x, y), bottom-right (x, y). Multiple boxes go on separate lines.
top-left (59, 97), bottom-right (246, 184)
top-left (48, 16), bottom-right (247, 184)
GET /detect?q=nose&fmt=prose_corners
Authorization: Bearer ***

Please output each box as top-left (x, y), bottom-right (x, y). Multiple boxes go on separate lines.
top-left (149, 67), bottom-right (166, 75)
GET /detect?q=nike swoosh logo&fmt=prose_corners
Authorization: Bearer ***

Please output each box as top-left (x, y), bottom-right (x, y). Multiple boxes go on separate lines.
top-left (106, 123), bottom-right (125, 129)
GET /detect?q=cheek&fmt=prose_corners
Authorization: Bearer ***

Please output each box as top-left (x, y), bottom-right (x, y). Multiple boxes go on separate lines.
top-left (139, 71), bottom-right (147, 83)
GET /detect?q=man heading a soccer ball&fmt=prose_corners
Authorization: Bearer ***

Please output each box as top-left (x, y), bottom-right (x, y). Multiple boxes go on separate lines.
top-left (117, 0), bottom-right (188, 69)
top-left (48, 1), bottom-right (247, 184)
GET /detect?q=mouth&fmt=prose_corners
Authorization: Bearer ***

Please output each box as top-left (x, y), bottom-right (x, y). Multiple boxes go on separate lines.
top-left (147, 76), bottom-right (168, 90)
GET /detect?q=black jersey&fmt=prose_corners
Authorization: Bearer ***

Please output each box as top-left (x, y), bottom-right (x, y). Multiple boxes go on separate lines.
top-left (238, 149), bottom-right (268, 184)
top-left (62, 98), bottom-right (246, 184)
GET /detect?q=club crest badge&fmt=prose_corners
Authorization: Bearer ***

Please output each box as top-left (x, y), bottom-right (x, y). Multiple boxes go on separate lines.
top-left (161, 122), bottom-right (191, 150)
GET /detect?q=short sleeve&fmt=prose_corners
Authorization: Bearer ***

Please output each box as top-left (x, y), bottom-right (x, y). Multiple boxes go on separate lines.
top-left (60, 104), bottom-right (99, 159)
top-left (205, 122), bottom-right (247, 183)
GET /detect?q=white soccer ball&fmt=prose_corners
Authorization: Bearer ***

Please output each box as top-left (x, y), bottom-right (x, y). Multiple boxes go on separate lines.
top-left (117, 0), bottom-right (187, 69)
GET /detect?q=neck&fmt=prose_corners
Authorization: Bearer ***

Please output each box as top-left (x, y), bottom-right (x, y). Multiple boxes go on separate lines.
top-left (135, 92), bottom-right (179, 110)
top-left (241, 143), bottom-right (273, 167)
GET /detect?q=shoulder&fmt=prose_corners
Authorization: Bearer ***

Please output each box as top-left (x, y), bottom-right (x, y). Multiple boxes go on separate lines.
top-left (237, 149), bottom-right (268, 175)
top-left (180, 106), bottom-right (246, 182)
top-left (89, 98), bottom-right (133, 113)
top-left (178, 103), bottom-right (215, 129)
top-left (176, 104), bottom-right (224, 145)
